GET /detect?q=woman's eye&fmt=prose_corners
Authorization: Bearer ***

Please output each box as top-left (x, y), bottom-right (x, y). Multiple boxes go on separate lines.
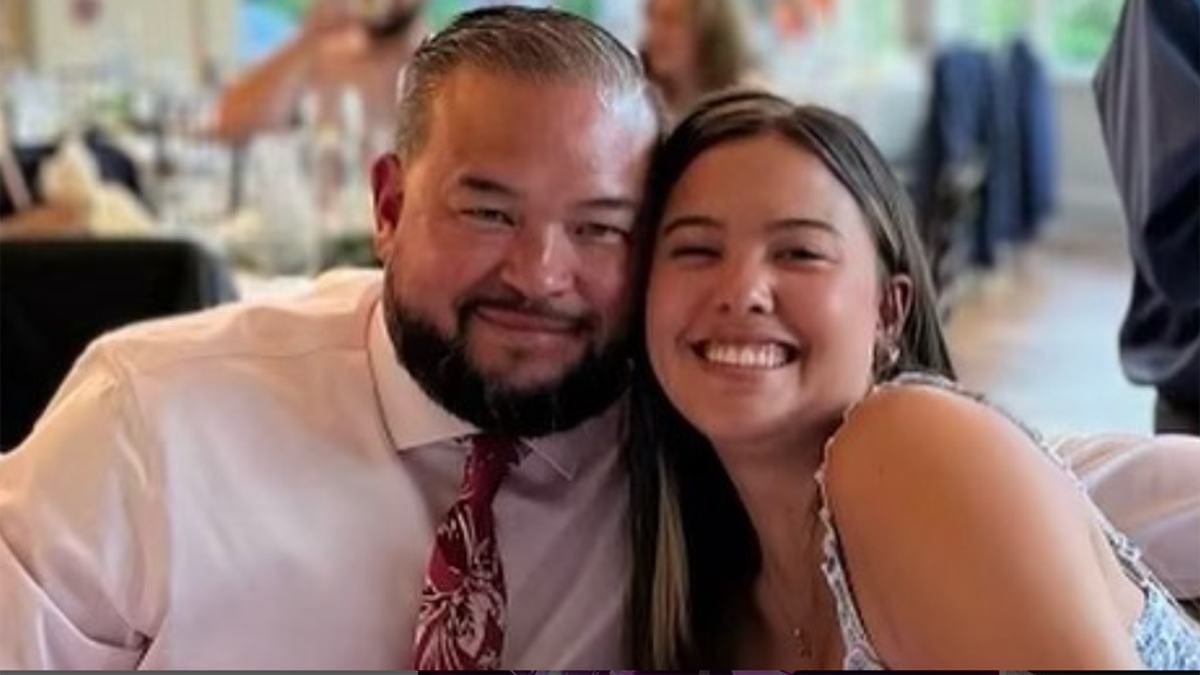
top-left (778, 247), bottom-right (823, 262)
top-left (667, 245), bottom-right (719, 260)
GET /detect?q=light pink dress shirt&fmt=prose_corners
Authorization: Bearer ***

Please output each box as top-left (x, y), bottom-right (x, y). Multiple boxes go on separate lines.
top-left (0, 270), bottom-right (630, 669)
top-left (1054, 432), bottom-right (1200, 599)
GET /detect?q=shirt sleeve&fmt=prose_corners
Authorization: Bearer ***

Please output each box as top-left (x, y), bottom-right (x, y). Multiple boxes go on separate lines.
top-left (1056, 431), bottom-right (1200, 599)
top-left (1092, 0), bottom-right (1200, 308)
top-left (0, 343), bottom-right (163, 669)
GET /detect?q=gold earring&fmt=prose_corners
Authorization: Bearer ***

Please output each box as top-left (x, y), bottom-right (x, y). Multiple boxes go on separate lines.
top-left (873, 341), bottom-right (900, 377)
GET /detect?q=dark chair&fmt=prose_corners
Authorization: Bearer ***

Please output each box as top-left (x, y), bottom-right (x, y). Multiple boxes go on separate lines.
top-left (0, 237), bottom-right (238, 451)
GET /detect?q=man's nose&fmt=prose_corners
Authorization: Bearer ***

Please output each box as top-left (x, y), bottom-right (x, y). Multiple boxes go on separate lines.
top-left (498, 223), bottom-right (577, 299)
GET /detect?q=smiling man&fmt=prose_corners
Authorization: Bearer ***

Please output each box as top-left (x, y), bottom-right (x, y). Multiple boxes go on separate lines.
top-left (0, 7), bottom-right (658, 669)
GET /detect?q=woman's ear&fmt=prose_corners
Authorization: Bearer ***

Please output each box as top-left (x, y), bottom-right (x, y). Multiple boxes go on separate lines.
top-left (370, 153), bottom-right (405, 263)
top-left (879, 273), bottom-right (914, 342)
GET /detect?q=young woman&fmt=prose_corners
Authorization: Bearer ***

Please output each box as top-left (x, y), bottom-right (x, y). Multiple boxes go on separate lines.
top-left (627, 88), bottom-right (1200, 670)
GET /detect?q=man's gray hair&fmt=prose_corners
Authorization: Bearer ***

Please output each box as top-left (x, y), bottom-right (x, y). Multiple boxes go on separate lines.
top-left (395, 5), bottom-right (655, 160)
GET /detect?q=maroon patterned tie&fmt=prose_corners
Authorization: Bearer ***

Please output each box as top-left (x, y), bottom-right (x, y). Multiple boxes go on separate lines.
top-left (411, 434), bottom-right (522, 669)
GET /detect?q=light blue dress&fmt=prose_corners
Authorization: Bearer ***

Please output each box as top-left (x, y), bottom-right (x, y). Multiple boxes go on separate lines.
top-left (813, 373), bottom-right (1200, 670)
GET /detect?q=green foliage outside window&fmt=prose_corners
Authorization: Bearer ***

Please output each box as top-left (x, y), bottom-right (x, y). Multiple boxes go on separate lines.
top-left (426, 0), bottom-right (468, 30)
top-left (426, 0), bottom-right (598, 31)
top-left (934, 0), bottom-right (1123, 74)
top-left (555, 0), bottom-right (597, 19)
top-left (254, 0), bottom-right (312, 21)
top-left (975, 0), bottom-right (1029, 45)
top-left (1048, 0), bottom-right (1122, 67)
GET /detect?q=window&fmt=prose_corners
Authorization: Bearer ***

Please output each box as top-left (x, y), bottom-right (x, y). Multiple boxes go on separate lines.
top-left (933, 0), bottom-right (1031, 47)
top-left (845, 0), bottom-right (902, 58)
top-left (1043, 0), bottom-right (1122, 73)
top-left (931, 0), bottom-right (1123, 77)
top-left (238, 0), bottom-right (603, 60)
top-left (427, 0), bottom-right (598, 29)
top-left (238, 0), bottom-right (311, 65)
top-left (975, 0), bottom-right (1030, 46)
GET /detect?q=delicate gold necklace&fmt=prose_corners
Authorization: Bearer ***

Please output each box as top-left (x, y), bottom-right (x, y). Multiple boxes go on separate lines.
top-left (788, 625), bottom-right (815, 659)
top-left (762, 579), bottom-right (816, 659)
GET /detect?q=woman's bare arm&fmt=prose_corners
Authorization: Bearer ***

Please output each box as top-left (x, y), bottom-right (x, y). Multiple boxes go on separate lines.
top-left (824, 383), bottom-right (1141, 670)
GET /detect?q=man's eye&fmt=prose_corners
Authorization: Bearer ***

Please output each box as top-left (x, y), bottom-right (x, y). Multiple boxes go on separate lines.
top-left (573, 222), bottom-right (630, 244)
top-left (461, 208), bottom-right (515, 226)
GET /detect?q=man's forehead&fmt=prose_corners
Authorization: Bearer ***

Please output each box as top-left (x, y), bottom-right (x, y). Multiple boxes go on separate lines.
top-left (433, 66), bottom-right (656, 132)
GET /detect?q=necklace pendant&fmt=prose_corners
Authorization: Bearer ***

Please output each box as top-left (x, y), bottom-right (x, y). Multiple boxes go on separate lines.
top-left (792, 627), bottom-right (813, 658)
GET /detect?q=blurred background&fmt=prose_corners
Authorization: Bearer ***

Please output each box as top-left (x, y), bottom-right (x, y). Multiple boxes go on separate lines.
top-left (0, 0), bottom-right (1152, 441)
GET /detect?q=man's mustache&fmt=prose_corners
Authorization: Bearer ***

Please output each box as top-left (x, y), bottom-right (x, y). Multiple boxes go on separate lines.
top-left (460, 291), bottom-right (595, 334)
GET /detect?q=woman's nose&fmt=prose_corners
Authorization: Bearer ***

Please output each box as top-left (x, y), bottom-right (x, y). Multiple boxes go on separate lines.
top-left (713, 259), bottom-right (774, 316)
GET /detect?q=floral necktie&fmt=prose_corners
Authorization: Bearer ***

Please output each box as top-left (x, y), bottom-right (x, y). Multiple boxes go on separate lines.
top-left (411, 433), bottom-right (522, 669)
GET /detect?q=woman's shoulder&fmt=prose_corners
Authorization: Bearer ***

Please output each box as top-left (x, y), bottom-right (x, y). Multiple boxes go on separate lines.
top-left (819, 373), bottom-right (1131, 667)
top-left (823, 371), bottom-right (1088, 530)
top-left (825, 372), bottom-right (1049, 477)
top-left (820, 369), bottom-right (1098, 581)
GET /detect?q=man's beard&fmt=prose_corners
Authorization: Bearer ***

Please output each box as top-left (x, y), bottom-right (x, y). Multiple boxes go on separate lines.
top-left (382, 282), bottom-right (630, 438)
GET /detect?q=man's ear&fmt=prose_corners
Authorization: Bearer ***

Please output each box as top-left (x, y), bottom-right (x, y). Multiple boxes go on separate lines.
top-left (879, 274), bottom-right (914, 341)
top-left (371, 152), bottom-right (405, 263)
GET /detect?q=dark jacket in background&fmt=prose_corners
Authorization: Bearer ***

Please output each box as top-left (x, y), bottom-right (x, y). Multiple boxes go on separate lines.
top-left (917, 40), bottom-right (1058, 278)
top-left (1094, 0), bottom-right (1200, 413)
top-left (1010, 36), bottom-right (1057, 242)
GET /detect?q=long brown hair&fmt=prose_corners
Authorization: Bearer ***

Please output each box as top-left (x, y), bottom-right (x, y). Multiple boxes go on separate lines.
top-left (642, 0), bottom-right (753, 112)
top-left (627, 88), bottom-right (955, 668)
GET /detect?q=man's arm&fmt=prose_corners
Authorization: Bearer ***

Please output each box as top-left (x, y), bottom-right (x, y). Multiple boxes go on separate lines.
top-left (0, 344), bottom-right (162, 669)
top-left (0, 203), bottom-right (89, 237)
top-left (1093, 0), bottom-right (1200, 308)
top-left (210, 0), bottom-right (361, 141)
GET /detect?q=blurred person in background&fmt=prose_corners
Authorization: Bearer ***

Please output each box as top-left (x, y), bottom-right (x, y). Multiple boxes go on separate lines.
top-left (1094, 0), bottom-right (1199, 435)
top-left (212, 0), bottom-right (425, 152)
top-left (1, 115), bottom-right (83, 235)
top-left (1, 109), bottom-right (150, 237)
top-left (639, 0), bottom-right (760, 121)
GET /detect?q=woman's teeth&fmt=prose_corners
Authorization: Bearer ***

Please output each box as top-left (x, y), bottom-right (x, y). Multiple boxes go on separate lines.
top-left (701, 342), bottom-right (791, 369)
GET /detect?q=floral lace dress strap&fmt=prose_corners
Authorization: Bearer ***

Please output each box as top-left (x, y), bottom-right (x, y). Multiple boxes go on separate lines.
top-left (813, 393), bottom-right (888, 669)
top-left (813, 372), bottom-right (979, 669)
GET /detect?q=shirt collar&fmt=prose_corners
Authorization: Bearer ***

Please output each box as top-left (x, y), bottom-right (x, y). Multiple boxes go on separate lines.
top-left (367, 301), bottom-right (625, 481)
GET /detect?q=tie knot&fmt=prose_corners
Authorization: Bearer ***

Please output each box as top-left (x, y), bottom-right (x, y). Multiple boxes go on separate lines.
top-left (461, 433), bottom-right (522, 501)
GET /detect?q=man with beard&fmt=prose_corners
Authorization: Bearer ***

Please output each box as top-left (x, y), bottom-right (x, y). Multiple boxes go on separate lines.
top-left (0, 7), bottom-right (658, 669)
top-left (212, 0), bottom-right (426, 154)
top-left (2, 5), bottom-right (1198, 672)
